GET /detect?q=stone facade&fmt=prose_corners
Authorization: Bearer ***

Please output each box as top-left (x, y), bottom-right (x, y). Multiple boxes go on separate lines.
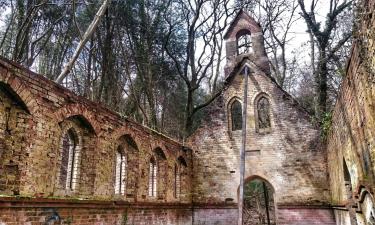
top-left (188, 10), bottom-right (334, 225)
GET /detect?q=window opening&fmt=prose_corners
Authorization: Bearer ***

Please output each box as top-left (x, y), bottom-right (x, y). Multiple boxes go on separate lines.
top-left (60, 129), bottom-right (79, 191)
top-left (343, 159), bottom-right (352, 199)
top-left (149, 158), bottom-right (157, 197)
top-left (237, 34), bottom-right (252, 55)
top-left (369, 211), bottom-right (375, 225)
top-left (115, 147), bottom-right (126, 195)
top-left (174, 163), bottom-right (181, 199)
top-left (4, 107), bottom-right (10, 134)
top-left (257, 97), bottom-right (271, 129)
top-left (231, 100), bottom-right (242, 131)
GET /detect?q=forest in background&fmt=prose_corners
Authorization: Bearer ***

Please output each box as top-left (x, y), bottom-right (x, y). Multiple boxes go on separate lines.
top-left (0, 0), bottom-right (355, 139)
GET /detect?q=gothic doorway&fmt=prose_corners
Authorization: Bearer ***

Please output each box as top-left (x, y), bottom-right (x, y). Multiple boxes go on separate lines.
top-left (243, 177), bottom-right (276, 225)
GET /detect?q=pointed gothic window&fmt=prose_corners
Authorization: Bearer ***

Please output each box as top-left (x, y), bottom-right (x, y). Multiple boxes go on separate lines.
top-left (59, 129), bottom-right (80, 191)
top-left (237, 33), bottom-right (252, 55)
top-left (174, 163), bottom-right (181, 199)
top-left (343, 159), bottom-right (352, 199)
top-left (175, 156), bottom-right (187, 199)
top-left (369, 211), bottom-right (375, 225)
top-left (115, 146), bottom-right (126, 195)
top-left (231, 100), bottom-right (242, 131)
top-left (149, 157), bottom-right (157, 197)
top-left (257, 97), bottom-right (271, 129)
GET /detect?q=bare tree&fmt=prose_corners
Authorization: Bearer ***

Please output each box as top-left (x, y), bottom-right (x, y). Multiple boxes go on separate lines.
top-left (55, 0), bottom-right (111, 83)
top-left (261, 0), bottom-right (299, 87)
top-left (164, 0), bottom-right (236, 134)
top-left (237, 0), bottom-right (300, 89)
top-left (298, 0), bottom-right (353, 119)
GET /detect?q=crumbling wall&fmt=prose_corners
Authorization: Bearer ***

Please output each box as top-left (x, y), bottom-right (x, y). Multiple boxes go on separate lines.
top-left (188, 62), bottom-right (332, 224)
top-left (0, 57), bottom-right (192, 224)
top-left (327, 0), bottom-right (375, 224)
top-left (0, 199), bottom-right (193, 225)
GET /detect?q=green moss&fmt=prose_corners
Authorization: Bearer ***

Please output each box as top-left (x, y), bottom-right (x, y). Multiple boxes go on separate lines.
top-left (122, 211), bottom-right (128, 225)
top-left (64, 216), bottom-right (73, 225)
top-left (321, 111), bottom-right (332, 140)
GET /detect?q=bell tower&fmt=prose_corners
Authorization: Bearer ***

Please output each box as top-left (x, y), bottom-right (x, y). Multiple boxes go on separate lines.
top-left (224, 10), bottom-right (270, 76)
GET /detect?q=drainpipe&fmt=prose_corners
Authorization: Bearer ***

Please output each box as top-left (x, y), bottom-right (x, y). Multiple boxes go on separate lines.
top-left (238, 66), bottom-right (249, 225)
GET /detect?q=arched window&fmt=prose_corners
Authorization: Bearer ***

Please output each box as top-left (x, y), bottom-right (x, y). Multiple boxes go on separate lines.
top-left (175, 156), bottom-right (187, 199)
top-left (343, 159), bottom-right (352, 199)
top-left (59, 128), bottom-right (80, 191)
top-left (231, 100), bottom-right (242, 131)
top-left (237, 33), bottom-right (252, 55)
top-left (114, 135), bottom-right (139, 199)
top-left (174, 163), bottom-right (181, 199)
top-left (149, 157), bottom-right (157, 197)
top-left (115, 146), bottom-right (126, 195)
top-left (257, 97), bottom-right (271, 130)
top-left (370, 212), bottom-right (375, 225)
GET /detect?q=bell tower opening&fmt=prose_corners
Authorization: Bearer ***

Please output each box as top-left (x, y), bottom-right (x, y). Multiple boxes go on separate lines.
top-left (223, 10), bottom-right (270, 77)
top-left (237, 30), bottom-right (253, 55)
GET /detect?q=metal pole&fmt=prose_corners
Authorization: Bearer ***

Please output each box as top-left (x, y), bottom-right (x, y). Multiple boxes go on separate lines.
top-left (263, 181), bottom-right (271, 225)
top-left (238, 66), bottom-right (249, 225)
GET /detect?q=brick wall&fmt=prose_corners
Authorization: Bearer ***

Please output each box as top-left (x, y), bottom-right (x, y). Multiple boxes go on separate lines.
top-left (188, 10), bottom-right (333, 225)
top-left (193, 207), bottom-right (238, 225)
top-left (188, 65), bottom-right (334, 224)
top-left (224, 10), bottom-right (270, 77)
top-left (277, 207), bottom-right (336, 225)
top-left (0, 57), bottom-right (193, 224)
top-left (188, 68), bottom-right (330, 204)
top-left (326, 0), bottom-right (375, 224)
top-left (4, 3), bottom-right (375, 223)
top-left (0, 198), bottom-right (192, 225)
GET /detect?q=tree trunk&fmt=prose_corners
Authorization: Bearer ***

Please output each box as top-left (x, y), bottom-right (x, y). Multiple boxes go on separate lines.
top-left (316, 47), bottom-right (328, 119)
top-left (101, 10), bottom-right (114, 106)
top-left (185, 89), bottom-right (194, 135)
top-left (55, 0), bottom-right (111, 83)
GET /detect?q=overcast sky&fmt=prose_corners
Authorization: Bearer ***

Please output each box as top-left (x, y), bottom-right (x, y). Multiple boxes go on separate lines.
top-left (0, 0), bottom-right (333, 74)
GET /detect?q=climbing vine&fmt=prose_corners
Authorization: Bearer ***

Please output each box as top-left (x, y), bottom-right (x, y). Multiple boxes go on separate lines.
top-left (321, 111), bottom-right (333, 140)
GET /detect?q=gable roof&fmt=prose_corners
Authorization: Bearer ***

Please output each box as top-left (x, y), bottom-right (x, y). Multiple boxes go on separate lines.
top-left (224, 56), bottom-right (315, 117)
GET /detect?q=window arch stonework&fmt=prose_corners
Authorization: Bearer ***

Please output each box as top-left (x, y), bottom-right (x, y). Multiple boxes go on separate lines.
top-left (114, 135), bottom-right (139, 199)
top-left (174, 163), bottom-right (180, 199)
top-left (254, 93), bottom-right (272, 133)
top-left (0, 84), bottom-right (32, 195)
top-left (149, 157), bottom-right (157, 197)
top-left (114, 146), bottom-right (126, 195)
top-left (58, 126), bottom-right (81, 192)
top-left (229, 98), bottom-right (242, 131)
top-left (150, 147), bottom-right (167, 200)
top-left (175, 156), bottom-right (188, 200)
top-left (343, 158), bottom-right (352, 200)
top-left (55, 116), bottom-right (95, 196)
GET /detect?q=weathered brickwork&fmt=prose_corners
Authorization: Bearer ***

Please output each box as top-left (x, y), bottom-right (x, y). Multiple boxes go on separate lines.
top-left (192, 207), bottom-right (238, 225)
top-left (0, 198), bottom-right (192, 225)
top-left (188, 10), bottom-right (334, 225)
top-left (0, 56), bottom-right (192, 224)
top-left (2, 4), bottom-right (375, 224)
top-left (326, 0), bottom-right (375, 224)
top-left (277, 207), bottom-right (336, 225)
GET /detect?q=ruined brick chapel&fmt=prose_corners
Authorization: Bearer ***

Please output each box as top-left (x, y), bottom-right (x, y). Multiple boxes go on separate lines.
top-left (0, 1), bottom-right (375, 224)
